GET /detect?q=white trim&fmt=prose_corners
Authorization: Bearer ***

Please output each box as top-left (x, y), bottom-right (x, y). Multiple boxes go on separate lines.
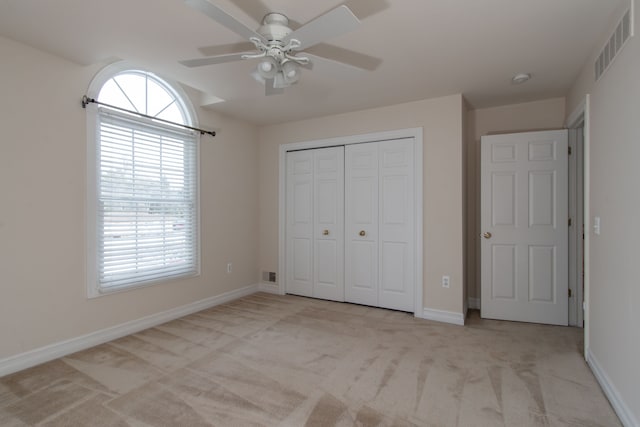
top-left (258, 282), bottom-right (282, 295)
top-left (567, 95), bottom-right (591, 357)
top-left (421, 307), bottom-right (465, 326)
top-left (0, 284), bottom-right (258, 377)
top-left (587, 349), bottom-right (639, 427)
top-left (85, 61), bottom-right (201, 299)
top-left (277, 128), bottom-right (424, 317)
top-left (565, 98), bottom-right (586, 129)
top-left (468, 297), bottom-right (480, 310)
top-left (567, 125), bottom-right (585, 328)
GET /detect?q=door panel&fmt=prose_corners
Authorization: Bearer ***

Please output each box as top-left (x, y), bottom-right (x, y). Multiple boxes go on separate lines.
top-left (345, 143), bottom-right (379, 306)
top-left (492, 173), bottom-right (516, 227)
top-left (481, 130), bottom-right (568, 325)
top-left (491, 245), bottom-right (517, 300)
top-left (529, 171), bottom-right (556, 227)
top-left (345, 139), bottom-right (415, 311)
top-left (286, 151), bottom-right (314, 297)
top-left (378, 139), bottom-right (414, 311)
top-left (381, 242), bottom-right (406, 292)
top-left (528, 245), bottom-right (555, 302)
top-left (313, 147), bottom-right (344, 301)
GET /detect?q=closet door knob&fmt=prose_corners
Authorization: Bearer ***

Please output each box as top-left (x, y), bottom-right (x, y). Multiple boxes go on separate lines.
top-left (323, 230), bottom-right (329, 236)
top-left (359, 230), bottom-right (366, 237)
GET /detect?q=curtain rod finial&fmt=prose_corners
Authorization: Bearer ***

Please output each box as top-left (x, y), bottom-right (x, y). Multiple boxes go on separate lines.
top-left (81, 95), bottom-right (93, 109)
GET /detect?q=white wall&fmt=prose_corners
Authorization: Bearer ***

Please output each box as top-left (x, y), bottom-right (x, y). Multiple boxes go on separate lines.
top-left (258, 95), bottom-right (465, 315)
top-left (567, 1), bottom-right (640, 423)
top-left (465, 98), bottom-right (567, 302)
top-left (0, 36), bottom-right (260, 360)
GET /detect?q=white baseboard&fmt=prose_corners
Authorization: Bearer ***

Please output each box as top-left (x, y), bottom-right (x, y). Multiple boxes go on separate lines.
top-left (468, 297), bottom-right (480, 310)
top-left (587, 349), bottom-right (639, 427)
top-left (258, 282), bottom-right (282, 295)
top-left (0, 284), bottom-right (259, 377)
top-left (421, 307), bottom-right (465, 326)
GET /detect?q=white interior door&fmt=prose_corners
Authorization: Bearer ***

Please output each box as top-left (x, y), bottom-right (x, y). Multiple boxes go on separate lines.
top-left (345, 139), bottom-right (415, 311)
top-left (313, 147), bottom-right (344, 301)
top-left (378, 139), bottom-right (415, 311)
top-left (286, 147), bottom-right (344, 300)
top-left (345, 143), bottom-right (379, 306)
top-left (481, 130), bottom-right (569, 325)
top-left (286, 150), bottom-right (314, 297)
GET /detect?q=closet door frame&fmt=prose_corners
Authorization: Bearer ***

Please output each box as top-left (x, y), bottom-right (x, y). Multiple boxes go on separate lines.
top-left (278, 128), bottom-right (424, 317)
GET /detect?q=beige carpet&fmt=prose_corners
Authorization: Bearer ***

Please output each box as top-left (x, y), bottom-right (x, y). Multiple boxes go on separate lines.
top-left (0, 293), bottom-right (620, 426)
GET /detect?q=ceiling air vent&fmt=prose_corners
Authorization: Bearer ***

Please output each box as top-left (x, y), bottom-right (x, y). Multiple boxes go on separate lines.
top-left (595, 8), bottom-right (633, 81)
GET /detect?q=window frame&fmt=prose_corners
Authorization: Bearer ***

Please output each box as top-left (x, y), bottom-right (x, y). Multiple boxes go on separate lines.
top-left (86, 62), bottom-right (201, 298)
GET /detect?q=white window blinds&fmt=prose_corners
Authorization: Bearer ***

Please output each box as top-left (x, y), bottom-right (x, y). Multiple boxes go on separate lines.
top-left (96, 108), bottom-right (199, 290)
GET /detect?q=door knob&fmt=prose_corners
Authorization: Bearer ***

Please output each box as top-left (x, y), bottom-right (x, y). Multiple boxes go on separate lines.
top-left (359, 230), bottom-right (366, 237)
top-left (483, 232), bottom-right (492, 239)
top-left (323, 229), bottom-right (329, 236)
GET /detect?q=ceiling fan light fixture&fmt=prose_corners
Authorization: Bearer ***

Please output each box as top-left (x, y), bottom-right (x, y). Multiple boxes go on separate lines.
top-left (282, 61), bottom-right (301, 84)
top-left (257, 57), bottom-right (278, 79)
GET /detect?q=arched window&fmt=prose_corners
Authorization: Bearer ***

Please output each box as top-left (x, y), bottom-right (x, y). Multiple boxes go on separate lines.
top-left (86, 66), bottom-right (199, 296)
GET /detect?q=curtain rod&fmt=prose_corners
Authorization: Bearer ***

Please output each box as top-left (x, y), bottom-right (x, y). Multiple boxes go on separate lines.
top-left (81, 95), bottom-right (216, 138)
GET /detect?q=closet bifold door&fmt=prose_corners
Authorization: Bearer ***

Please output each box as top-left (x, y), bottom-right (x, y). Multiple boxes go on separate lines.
top-left (345, 139), bottom-right (415, 312)
top-left (285, 147), bottom-right (344, 301)
top-left (345, 143), bottom-right (379, 306)
top-left (378, 139), bottom-right (415, 312)
top-left (313, 147), bottom-right (345, 301)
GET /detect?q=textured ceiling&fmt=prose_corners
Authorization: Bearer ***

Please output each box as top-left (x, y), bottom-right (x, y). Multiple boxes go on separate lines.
top-left (0, 0), bottom-right (623, 125)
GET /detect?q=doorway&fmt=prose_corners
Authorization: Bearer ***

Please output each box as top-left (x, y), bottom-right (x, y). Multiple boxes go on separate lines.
top-left (479, 123), bottom-right (588, 329)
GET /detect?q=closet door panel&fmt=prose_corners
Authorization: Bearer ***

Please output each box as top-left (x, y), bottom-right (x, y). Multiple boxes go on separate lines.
top-left (313, 147), bottom-right (344, 301)
top-left (379, 139), bottom-right (415, 311)
top-left (286, 151), bottom-right (314, 297)
top-left (345, 144), bottom-right (379, 306)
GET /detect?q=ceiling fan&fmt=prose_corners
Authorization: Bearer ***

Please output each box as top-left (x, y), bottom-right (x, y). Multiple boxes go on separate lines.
top-left (180, 0), bottom-right (376, 95)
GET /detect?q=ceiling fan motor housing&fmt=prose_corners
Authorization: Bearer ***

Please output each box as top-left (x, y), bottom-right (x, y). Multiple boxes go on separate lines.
top-left (259, 13), bottom-right (292, 43)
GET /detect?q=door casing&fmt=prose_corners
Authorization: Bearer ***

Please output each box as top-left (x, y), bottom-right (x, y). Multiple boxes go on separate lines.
top-left (278, 128), bottom-right (424, 317)
top-left (566, 95), bottom-right (591, 358)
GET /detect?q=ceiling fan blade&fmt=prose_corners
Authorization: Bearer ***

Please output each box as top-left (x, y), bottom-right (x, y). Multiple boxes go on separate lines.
top-left (227, 0), bottom-right (270, 24)
top-left (306, 43), bottom-right (382, 71)
top-left (198, 42), bottom-right (255, 57)
top-left (283, 5), bottom-right (360, 51)
top-left (185, 0), bottom-right (265, 42)
top-left (179, 52), bottom-right (255, 67)
top-left (342, 0), bottom-right (390, 20)
top-left (304, 53), bottom-right (370, 73)
top-left (225, 0), bottom-right (302, 28)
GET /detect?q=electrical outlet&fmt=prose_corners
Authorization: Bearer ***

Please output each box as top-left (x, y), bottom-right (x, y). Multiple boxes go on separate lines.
top-left (227, 262), bottom-right (232, 274)
top-left (442, 275), bottom-right (450, 288)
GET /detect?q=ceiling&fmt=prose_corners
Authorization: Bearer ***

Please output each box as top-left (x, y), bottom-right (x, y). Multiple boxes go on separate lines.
top-left (0, 0), bottom-right (623, 125)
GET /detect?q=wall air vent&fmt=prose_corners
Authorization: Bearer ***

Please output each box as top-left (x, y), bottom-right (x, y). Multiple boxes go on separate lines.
top-left (262, 271), bottom-right (277, 283)
top-left (595, 8), bottom-right (633, 81)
